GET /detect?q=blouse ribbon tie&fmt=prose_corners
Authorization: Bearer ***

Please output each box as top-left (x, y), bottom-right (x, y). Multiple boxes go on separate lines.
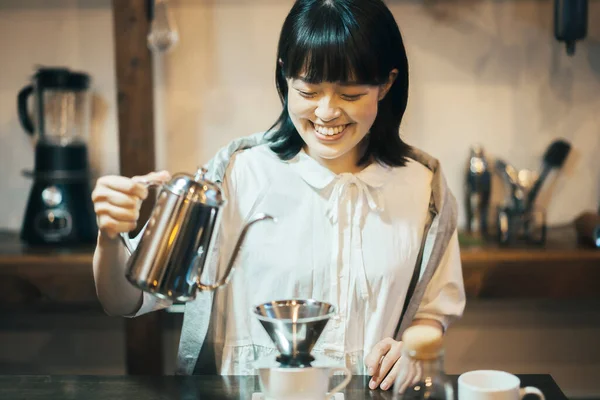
top-left (326, 174), bottom-right (384, 313)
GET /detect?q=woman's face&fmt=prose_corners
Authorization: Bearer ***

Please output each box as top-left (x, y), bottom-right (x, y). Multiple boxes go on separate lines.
top-left (286, 73), bottom-right (395, 173)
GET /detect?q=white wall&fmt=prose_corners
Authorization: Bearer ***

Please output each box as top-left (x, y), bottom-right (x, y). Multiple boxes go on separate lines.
top-left (1, 0), bottom-right (599, 231)
top-left (0, 0), bottom-right (599, 398)
top-left (157, 0), bottom-right (600, 229)
top-left (0, 0), bottom-right (119, 230)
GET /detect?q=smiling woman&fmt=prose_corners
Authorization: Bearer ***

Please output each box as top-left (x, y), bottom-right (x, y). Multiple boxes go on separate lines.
top-left (267, 0), bottom-right (411, 173)
top-left (91, 0), bottom-right (465, 392)
top-left (286, 78), bottom-right (392, 174)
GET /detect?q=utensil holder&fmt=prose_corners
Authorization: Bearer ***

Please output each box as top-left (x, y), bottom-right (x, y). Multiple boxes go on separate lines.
top-left (496, 205), bottom-right (547, 246)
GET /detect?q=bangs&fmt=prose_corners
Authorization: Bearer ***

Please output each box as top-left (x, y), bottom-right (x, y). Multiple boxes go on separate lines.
top-left (282, 6), bottom-right (386, 85)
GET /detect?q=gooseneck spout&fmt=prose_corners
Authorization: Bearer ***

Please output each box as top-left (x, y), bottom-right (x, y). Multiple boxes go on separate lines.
top-left (196, 213), bottom-right (276, 291)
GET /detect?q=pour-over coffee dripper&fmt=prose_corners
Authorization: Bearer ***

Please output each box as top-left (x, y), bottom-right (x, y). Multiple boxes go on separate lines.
top-left (253, 299), bottom-right (335, 367)
top-left (252, 300), bottom-right (352, 400)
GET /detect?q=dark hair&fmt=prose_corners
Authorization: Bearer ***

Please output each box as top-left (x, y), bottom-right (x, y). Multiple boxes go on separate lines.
top-left (267, 0), bottom-right (411, 167)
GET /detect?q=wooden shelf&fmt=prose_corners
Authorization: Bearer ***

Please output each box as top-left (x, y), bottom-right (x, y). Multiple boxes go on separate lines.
top-left (0, 231), bottom-right (98, 311)
top-left (460, 224), bottom-right (600, 262)
top-left (459, 226), bottom-right (600, 299)
top-left (1, 226), bottom-right (598, 307)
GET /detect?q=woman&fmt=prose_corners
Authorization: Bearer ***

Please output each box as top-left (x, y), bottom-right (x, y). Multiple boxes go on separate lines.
top-left (92, 0), bottom-right (465, 391)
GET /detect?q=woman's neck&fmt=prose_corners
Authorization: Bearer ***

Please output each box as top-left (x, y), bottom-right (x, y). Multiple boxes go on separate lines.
top-left (304, 142), bottom-right (369, 175)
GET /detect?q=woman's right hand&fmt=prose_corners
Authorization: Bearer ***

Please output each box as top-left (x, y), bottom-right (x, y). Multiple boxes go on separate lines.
top-left (91, 170), bottom-right (171, 239)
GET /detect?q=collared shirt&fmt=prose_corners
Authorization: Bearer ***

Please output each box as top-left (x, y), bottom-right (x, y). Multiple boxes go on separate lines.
top-left (201, 144), bottom-right (464, 375)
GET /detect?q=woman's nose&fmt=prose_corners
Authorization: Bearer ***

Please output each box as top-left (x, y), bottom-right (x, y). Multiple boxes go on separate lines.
top-left (314, 97), bottom-right (342, 122)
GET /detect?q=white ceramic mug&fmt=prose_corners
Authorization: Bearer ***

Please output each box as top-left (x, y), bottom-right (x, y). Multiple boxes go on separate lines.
top-left (257, 366), bottom-right (352, 400)
top-left (458, 370), bottom-right (545, 400)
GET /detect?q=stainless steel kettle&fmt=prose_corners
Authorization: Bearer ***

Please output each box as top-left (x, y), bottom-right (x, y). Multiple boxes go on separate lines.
top-left (119, 167), bottom-right (275, 302)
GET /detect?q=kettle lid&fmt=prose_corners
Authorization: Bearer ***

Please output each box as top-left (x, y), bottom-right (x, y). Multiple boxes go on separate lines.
top-left (164, 167), bottom-right (224, 207)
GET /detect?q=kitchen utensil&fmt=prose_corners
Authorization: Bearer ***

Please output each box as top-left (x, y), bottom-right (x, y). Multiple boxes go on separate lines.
top-left (495, 159), bottom-right (525, 212)
top-left (526, 139), bottom-right (571, 213)
top-left (253, 299), bottom-right (335, 366)
top-left (496, 205), bottom-right (546, 246)
top-left (465, 145), bottom-right (491, 237)
top-left (253, 299), bottom-right (351, 400)
top-left (393, 325), bottom-right (454, 400)
top-left (517, 168), bottom-right (538, 211)
top-left (517, 169), bottom-right (538, 194)
top-left (17, 66), bottom-right (97, 245)
top-left (120, 167), bottom-right (275, 301)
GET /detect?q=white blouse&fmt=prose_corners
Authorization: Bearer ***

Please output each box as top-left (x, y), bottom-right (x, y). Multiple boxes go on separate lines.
top-left (202, 144), bottom-right (464, 375)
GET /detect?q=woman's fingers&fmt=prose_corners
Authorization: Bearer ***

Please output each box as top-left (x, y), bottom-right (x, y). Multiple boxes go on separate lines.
top-left (132, 170), bottom-right (171, 185)
top-left (395, 360), bottom-right (424, 394)
top-left (97, 175), bottom-right (148, 200)
top-left (365, 338), bottom-right (404, 390)
top-left (94, 201), bottom-right (140, 223)
top-left (91, 185), bottom-right (140, 209)
top-left (412, 361), bottom-right (423, 386)
top-left (365, 337), bottom-right (395, 374)
top-left (380, 356), bottom-right (403, 391)
top-left (370, 340), bottom-right (403, 390)
top-left (92, 171), bottom-right (170, 239)
top-left (96, 215), bottom-right (137, 239)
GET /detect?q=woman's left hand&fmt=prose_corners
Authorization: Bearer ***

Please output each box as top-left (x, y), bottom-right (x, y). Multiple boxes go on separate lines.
top-left (364, 337), bottom-right (404, 391)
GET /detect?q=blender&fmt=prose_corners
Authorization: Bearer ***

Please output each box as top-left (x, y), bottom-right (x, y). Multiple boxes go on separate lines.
top-left (252, 299), bottom-right (352, 400)
top-left (17, 67), bottom-right (97, 245)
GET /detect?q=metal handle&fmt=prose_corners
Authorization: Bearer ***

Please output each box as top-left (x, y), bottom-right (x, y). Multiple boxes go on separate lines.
top-left (196, 212), bottom-right (276, 291)
top-left (194, 166), bottom-right (208, 181)
top-left (119, 180), bottom-right (164, 255)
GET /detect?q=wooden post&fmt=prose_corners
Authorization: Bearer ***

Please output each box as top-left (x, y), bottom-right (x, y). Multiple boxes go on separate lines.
top-left (112, 0), bottom-right (164, 376)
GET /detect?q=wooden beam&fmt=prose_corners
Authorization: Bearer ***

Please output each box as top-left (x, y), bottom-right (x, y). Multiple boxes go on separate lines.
top-left (112, 0), bottom-right (156, 182)
top-left (112, 0), bottom-right (164, 376)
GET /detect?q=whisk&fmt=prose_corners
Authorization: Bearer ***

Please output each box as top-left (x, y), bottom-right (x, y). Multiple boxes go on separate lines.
top-left (147, 0), bottom-right (179, 53)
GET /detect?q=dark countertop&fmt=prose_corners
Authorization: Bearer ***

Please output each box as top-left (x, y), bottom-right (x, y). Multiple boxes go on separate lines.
top-left (0, 374), bottom-right (568, 400)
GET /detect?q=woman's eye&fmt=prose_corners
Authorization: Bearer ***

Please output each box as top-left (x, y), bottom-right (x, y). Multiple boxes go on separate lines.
top-left (297, 90), bottom-right (316, 98)
top-left (341, 94), bottom-right (363, 101)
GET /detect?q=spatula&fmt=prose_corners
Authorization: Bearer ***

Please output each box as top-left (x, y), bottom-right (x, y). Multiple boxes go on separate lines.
top-left (526, 139), bottom-right (571, 212)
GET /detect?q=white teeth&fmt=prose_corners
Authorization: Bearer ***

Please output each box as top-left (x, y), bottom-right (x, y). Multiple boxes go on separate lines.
top-left (314, 123), bottom-right (346, 136)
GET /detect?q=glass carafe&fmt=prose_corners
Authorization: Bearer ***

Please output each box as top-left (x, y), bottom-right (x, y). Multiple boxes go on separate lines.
top-left (18, 67), bottom-right (91, 146)
top-left (393, 325), bottom-right (454, 400)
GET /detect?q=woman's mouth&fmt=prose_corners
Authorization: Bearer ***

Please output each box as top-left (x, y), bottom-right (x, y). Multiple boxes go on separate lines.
top-left (311, 122), bottom-right (350, 141)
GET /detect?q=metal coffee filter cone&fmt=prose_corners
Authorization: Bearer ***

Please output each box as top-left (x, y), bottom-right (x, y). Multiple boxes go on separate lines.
top-left (253, 299), bottom-right (335, 359)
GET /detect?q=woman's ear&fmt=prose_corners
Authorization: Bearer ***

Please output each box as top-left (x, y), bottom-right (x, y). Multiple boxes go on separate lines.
top-left (378, 69), bottom-right (398, 101)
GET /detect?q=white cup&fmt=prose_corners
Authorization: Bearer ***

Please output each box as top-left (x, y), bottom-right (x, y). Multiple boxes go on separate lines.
top-left (257, 366), bottom-right (352, 400)
top-left (458, 370), bottom-right (545, 400)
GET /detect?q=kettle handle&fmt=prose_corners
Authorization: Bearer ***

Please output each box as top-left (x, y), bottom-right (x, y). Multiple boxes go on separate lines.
top-left (197, 212), bottom-right (276, 291)
top-left (119, 180), bottom-right (163, 256)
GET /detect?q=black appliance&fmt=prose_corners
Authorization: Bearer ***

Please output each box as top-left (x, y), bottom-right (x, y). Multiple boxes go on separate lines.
top-left (554, 0), bottom-right (588, 56)
top-left (17, 67), bottom-right (97, 245)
